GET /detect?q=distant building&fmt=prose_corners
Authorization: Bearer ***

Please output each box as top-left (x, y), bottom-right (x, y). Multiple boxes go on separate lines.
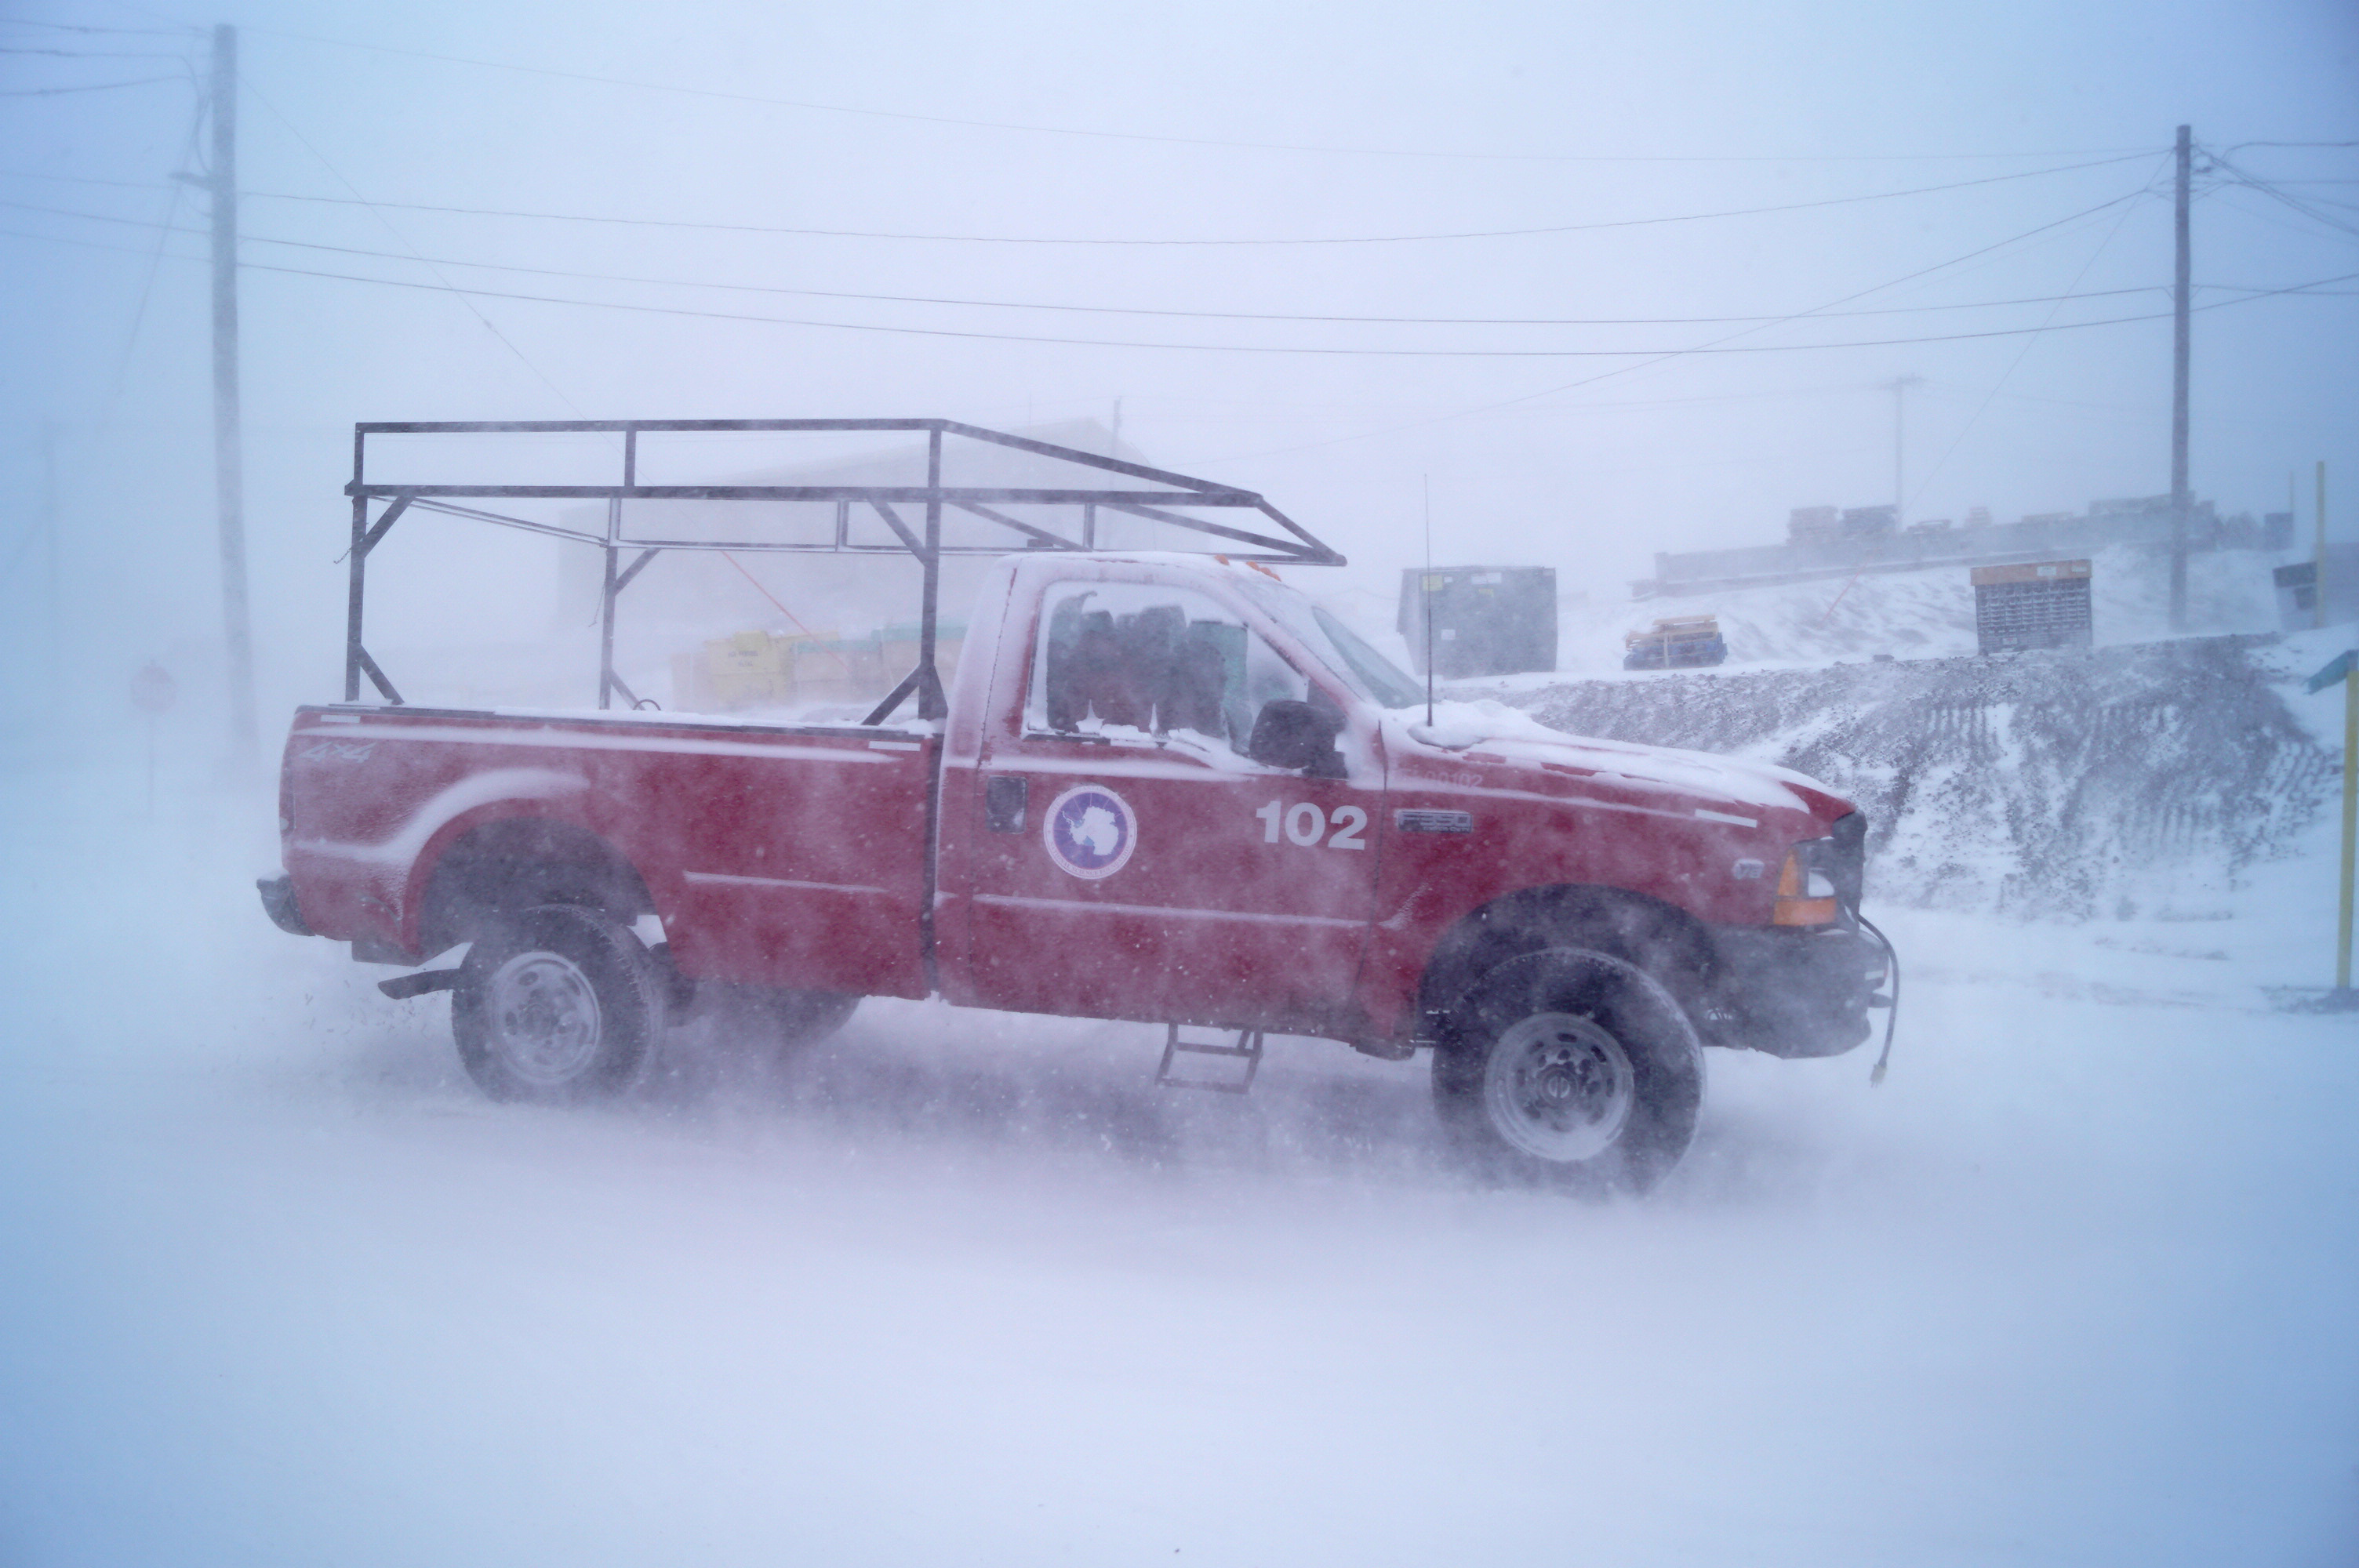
top-left (1633, 492), bottom-right (2249, 600)
top-left (1788, 506), bottom-right (1840, 543)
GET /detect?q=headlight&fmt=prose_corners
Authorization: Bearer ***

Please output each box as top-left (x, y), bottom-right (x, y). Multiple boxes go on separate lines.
top-left (1773, 839), bottom-right (1841, 927)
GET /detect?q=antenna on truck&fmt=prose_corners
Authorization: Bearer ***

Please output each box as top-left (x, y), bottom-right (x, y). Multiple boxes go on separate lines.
top-left (1423, 474), bottom-right (1435, 726)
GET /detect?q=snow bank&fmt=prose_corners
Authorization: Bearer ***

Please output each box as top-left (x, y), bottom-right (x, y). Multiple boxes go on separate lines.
top-left (1500, 633), bottom-right (2337, 920)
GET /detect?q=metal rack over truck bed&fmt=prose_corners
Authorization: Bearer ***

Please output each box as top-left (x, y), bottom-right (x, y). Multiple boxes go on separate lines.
top-left (340, 418), bottom-right (1345, 723)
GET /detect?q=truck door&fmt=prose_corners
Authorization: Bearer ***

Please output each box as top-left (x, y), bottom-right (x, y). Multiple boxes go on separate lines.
top-left (951, 572), bottom-right (1384, 1036)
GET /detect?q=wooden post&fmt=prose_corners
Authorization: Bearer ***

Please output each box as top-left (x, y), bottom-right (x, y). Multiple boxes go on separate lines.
top-left (209, 24), bottom-right (256, 758)
top-left (2168, 124), bottom-right (2191, 633)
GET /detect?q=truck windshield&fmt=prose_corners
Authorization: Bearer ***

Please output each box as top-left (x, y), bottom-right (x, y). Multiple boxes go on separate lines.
top-left (1234, 577), bottom-right (1426, 710)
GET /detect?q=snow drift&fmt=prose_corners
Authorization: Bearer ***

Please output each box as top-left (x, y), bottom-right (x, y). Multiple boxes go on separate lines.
top-left (1502, 633), bottom-right (2335, 920)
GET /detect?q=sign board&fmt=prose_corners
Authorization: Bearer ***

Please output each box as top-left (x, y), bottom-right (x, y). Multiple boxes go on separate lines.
top-left (1972, 558), bottom-right (2092, 655)
top-left (2308, 648), bottom-right (2356, 695)
top-left (129, 662), bottom-right (177, 714)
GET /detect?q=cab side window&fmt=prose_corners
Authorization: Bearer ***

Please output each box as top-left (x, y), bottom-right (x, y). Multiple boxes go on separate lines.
top-left (1030, 581), bottom-right (1307, 754)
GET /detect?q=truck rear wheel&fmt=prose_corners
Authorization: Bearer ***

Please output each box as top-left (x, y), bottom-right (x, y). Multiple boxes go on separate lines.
top-left (453, 903), bottom-right (667, 1103)
top-left (1433, 948), bottom-right (1703, 1193)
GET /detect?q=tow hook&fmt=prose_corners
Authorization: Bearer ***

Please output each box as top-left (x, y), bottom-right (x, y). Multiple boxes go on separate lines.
top-left (379, 969), bottom-right (460, 1000)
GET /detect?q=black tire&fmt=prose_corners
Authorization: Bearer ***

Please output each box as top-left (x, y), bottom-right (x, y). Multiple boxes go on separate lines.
top-left (1432, 947), bottom-right (1704, 1194)
top-left (697, 983), bottom-right (861, 1052)
top-left (452, 903), bottom-right (667, 1103)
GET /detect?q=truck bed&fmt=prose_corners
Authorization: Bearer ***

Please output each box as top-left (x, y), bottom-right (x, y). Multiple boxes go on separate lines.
top-left (281, 704), bottom-right (937, 998)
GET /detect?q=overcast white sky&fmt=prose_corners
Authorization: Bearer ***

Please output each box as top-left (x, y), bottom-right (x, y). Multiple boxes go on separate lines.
top-left (2, 0), bottom-right (2354, 729)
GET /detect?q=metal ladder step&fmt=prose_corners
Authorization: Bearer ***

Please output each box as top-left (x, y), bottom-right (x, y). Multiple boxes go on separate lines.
top-left (1154, 1023), bottom-right (1264, 1094)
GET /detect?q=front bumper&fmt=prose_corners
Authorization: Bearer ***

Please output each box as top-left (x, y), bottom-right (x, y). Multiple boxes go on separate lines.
top-left (1703, 923), bottom-right (1884, 1058)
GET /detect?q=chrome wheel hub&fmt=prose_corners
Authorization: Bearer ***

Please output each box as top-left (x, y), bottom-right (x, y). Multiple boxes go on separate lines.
top-left (1484, 1011), bottom-right (1636, 1162)
top-left (485, 949), bottom-right (604, 1086)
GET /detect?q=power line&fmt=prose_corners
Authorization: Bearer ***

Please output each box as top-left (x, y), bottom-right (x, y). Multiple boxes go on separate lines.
top-left (99, 93), bottom-right (202, 421)
top-left (1906, 178), bottom-right (2150, 508)
top-left (0, 75), bottom-right (186, 95)
top-left (234, 71), bottom-right (594, 419)
top-left (11, 183), bottom-right (2343, 361)
top-left (0, 45), bottom-right (194, 57)
top-left (11, 221), bottom-right (2247, 357)
top-left (0, 157), bottom-right (2160, 249)
top-left (239, 238), bottom-right (2359, 360)
top-left (218, 153), bottom-right (2157, 247)
top-left (1194, 189), bottom-right (2171, 463)
top-left (0, 194), bottom-right (2192, 326)
top-left (0, 19), bottom-right (198, 34)
top-left (2201, 187), bottom-right (2359, 249)
top-left (0, 169), bottom-right (169, 191)
top-left (2209, 153), bottom-right (2359, 241)
top-left (242, 24), bottom-right (2157, 167)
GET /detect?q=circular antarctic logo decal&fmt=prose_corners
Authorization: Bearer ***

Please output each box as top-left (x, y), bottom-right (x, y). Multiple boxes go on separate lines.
top-left (1042, 783), bottom-right (1138, 880)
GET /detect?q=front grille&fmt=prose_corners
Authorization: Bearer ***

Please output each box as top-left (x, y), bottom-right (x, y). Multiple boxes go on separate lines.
top-left (1826, 811), bottom-right (1866, 911)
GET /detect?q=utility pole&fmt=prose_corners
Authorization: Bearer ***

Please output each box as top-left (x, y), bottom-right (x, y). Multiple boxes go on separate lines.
top-left (2318, 460), bottom-right (2329, 630)
top-left (208, 24), bottom-right (256, 762)
top-left (1885, 374), bottom-right (1922, 528)
top-left (42, 422), bottom-right (61, 722)
top-left (2168, 123), bottom-right (2192, 633)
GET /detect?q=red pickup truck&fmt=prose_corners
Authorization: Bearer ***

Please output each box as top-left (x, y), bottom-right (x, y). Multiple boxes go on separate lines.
top-left (262, 543), bottom-right (1888, 1193)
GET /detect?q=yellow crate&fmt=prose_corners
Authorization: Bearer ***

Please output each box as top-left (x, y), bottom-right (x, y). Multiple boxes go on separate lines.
top-left (681, 629), bottom-right (843, 710)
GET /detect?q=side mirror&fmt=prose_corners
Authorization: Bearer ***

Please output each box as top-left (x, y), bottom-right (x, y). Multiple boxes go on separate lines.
top-left (1247, 699), bottom-right (1346, 777)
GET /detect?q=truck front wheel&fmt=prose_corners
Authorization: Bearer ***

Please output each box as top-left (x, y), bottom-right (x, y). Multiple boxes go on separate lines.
top-left (453, 903), bottom-right (667, 1103)
top-left (1433, 948), bottom-right (1703, 1193)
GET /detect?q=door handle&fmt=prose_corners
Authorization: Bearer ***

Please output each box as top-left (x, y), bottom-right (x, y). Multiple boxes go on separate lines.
top-left (984, 774), bottom-right (1027, 833)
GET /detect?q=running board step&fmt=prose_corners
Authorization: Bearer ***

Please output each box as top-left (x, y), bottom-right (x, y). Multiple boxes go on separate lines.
top-left (1155, 1024), bottom-right (1263, 1094)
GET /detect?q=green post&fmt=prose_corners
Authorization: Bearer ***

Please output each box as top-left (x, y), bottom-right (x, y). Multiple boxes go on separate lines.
top-left (2310, 648), bottom-right (2359, 996)
top-left (2342, 669), bottom-right (2356, 991)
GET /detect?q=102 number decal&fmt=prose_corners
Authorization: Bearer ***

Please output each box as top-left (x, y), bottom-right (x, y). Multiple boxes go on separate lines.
top-left (1254, 800), bottom-right (1368, 850)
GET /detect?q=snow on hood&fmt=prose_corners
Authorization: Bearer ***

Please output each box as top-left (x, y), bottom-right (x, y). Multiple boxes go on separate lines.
top-left (1390, 699), bottom-right (1822, 818)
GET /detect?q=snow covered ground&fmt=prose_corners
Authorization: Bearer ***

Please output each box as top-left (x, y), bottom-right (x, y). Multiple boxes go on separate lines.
top-left (2, 742), bottom-right (2356, 1566)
